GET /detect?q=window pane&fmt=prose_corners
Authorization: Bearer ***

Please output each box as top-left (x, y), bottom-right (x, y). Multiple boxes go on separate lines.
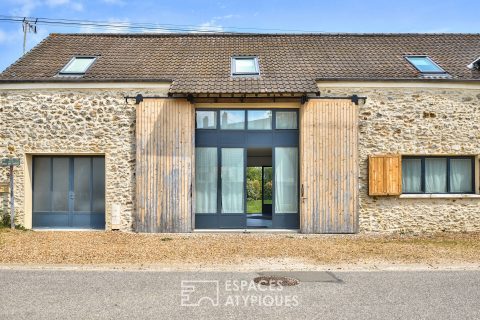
top-left (33, 157), bottom-right (52, 212)
top-left (425, 158), bottom-right (447, 193)
top-left (195, 148), bottom-right (218, 214)
top-left (275, 147), bottom-right (298, 214)
top-left (92, 158), bottom-right (105, 213)
top-left (221, 148), bottom-right (244, 214)
top-left (220, 110), bottom-right (245, 130)
top-left (196, 111), bottom-right (216, 129)
top-left (450, 159), bottom-right (473, 193)
top-left (248, 110), bottom-right (272, 130)
top-left (234, 58), bottom-right (257, 74)
top-left (402, 159), bottom-right (422, 193)
top-left (276, 111), bottom-right (297, 129)
top-left (74, 158), bottom-right (91, 212)
top-left (52, 158), bottom-right (69, 212)
top-left (406, 56), bottom-right (444, 73)
top-left (62, 57), bottom-right (95, 74)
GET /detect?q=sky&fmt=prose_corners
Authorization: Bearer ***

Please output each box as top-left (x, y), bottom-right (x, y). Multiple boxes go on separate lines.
top-left (0, 0), bottom-right (479, 72)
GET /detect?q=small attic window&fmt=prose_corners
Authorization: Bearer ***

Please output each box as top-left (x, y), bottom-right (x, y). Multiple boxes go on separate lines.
top-left (59, 56), bottom-right (96, 75)
top-left (405, 56), bottom-right (446, 74)
top-left (467, 57), bottom-right (480, 70)
top-left (232, 56), bottom-right (259, 76)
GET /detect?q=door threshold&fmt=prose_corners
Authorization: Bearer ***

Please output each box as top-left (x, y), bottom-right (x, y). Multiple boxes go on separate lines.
top-left (194, 229), bottom-right (300, 233)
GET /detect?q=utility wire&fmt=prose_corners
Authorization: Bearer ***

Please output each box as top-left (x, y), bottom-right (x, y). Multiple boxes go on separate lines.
top-left (0, 15), bottom-right (324, 33)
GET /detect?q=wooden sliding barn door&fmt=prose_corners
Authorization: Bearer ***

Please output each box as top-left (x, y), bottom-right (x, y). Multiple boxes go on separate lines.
top-left (300, 99), bottom-right (359, 233)
top-left (135, 99), bottom-right (194, 232)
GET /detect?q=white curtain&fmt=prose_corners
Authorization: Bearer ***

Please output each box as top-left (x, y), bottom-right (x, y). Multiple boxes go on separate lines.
top-left (276, 112), bottom-right (297, 129)
top-left (195, 148), bottom-right (217, 213)
top-left (425, 158), bottom-right (447, 193)
top-left (450, 159), bottom-right (472, 193)
top-left (402, 159), bottom-right (422, 193)
top-left (275, 147), bottom-right (298, 213)
top-left (221, 148), bottom-right (244, 213)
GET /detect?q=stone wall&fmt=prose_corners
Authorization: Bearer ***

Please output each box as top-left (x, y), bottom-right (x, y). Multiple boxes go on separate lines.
top-left (0, 88), bottom-right (168, 231)
top-left (2, 85), bottom-right (480, 233)
top-left (318, 84), bottom-right (480, 233)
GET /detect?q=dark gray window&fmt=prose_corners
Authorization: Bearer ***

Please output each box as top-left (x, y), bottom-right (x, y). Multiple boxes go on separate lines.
top-left (402, 156), bottom-right (474, 194)
top-left (196, 111), bottom-right (217, 129)
top-left (220, 110), bottom-right (245, 130)
top-left (276, 111), bottom-right (298, 129)
top-left (247, 110), bottom-right (272, 130)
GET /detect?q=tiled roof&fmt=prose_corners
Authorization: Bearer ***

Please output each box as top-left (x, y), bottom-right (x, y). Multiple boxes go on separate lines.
top-left (1, 33), bottom-right (480, 94)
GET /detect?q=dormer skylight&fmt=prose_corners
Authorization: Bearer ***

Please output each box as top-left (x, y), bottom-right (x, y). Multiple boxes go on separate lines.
top-left (405, 56), bottom-right (446, 74)
top-left (467, 57), bottom-right (480, 70)
top-left (59, 56), bottom-right (96, 76)
top-left (231, 56), bottom-right (260, 76)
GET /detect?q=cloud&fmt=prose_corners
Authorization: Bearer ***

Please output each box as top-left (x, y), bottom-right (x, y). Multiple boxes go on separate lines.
top-left (79, 18), bottom-right (133, 33)
top-left (45, 0), bottom-right (84, 11)
top-left (8, 0), bottom-right (41, 16)
top-left (193, 21), bottom-right (224, 33)
top-left (8, 0), bottom-right (83, 16)
top-left (101, 0), bottom-right (125, 5)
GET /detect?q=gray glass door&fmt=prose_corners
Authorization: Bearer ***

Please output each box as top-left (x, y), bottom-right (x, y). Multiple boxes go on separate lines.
top-left (195, 109), bottom-right (299, 229)
top-left (32, 156), bottom-right (105, 229)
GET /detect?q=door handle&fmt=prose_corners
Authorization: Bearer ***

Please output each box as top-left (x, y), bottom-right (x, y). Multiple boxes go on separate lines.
top-left (301, 184), bottom-right (307, 199)
top-left (69, 191), bottom-right (75, 200)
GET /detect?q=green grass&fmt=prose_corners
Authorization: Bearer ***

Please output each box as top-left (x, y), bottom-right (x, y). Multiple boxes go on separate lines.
top-left (247, 200), bottom-right (272, 213)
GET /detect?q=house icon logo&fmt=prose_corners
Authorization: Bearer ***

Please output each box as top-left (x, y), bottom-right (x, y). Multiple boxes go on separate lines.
top-left (180, 280), bottom-right (220, 307)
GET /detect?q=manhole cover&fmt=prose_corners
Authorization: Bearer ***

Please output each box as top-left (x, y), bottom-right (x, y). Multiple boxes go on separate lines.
top-left (254, 276), bottom-right (300, 286)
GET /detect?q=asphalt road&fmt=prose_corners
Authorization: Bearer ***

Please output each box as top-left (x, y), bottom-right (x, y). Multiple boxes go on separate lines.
top-left (0, 268), bottom-right (479, 319)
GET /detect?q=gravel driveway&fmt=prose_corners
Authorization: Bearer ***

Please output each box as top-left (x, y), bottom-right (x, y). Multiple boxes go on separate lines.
top-left (0, 229), bottom-right (479, 268)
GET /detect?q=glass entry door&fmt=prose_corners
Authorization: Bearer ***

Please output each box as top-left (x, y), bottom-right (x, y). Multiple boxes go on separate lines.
top-left (32, 156), bottom-right (105, 229)
top-left (195, 109), bottom-right (299, 229)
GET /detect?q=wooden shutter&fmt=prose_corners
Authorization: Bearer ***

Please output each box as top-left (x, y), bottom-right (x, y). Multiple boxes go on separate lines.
top-left (368, 155), bottom-right (402, 196)
top-left (135, 98), bottom-right (194, 232)
top-left (300, 99), bottom-right (358, 234)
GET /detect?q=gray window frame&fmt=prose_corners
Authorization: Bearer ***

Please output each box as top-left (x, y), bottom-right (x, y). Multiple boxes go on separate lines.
top-left (59, 56), bottom-right (97, 76)
top-left (405, 55), bottom-right (446, 74)
top-left (402, 156), bottom-right (475, 194)
top-left (231, 56), bottom-right (260, 76)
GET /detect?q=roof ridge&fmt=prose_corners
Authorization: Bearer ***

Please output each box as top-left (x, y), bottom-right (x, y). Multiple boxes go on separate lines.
top-left (49, 32), bottom-right (480, 37)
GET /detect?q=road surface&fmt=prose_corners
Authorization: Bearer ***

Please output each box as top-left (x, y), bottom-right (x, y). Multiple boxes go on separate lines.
top-left (0, 268), bottom-right (479, 319)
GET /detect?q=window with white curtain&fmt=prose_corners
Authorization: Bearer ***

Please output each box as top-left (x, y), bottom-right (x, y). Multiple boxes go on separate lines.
top-left (276, 111), bottom-right (297, 129)
top-left (221, 148), bottom-right (244, 213)
top-left (275, 147), bottom-right (298, 213)
top-left (195, 148), bottom-right (218, 213)
top-left (402, 156), bottom-right (474, 194)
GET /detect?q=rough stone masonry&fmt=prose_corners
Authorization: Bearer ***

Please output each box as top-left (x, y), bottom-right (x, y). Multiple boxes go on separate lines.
top-left (1, 86), bottom-right (480, 233)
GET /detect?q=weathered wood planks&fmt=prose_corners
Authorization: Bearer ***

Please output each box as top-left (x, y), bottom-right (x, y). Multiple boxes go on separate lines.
top-left (368, 155), bottom-right (402, 196)
top-left (135, 98), bottom-right (194, 232)
top-left (299, 99), bottom-right (359, 233)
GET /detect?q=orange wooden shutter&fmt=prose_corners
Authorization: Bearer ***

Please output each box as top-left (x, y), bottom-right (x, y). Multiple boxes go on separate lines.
top-left (368, 155), bottom-right (402, 196)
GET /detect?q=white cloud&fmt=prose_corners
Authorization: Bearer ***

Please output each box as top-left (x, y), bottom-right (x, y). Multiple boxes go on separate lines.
top-left (8, 0), bottom-right (84, 16)
top-left (8, 0), bottom-right (41, 16)
top-left (101, 0), bottom-right (125, 5)
top-left (0, 30), bottom-right (8, 44)
top-left (79, 18), bottom-right (132, 33)
top-left (45, 0), bottom-right (84, 11)
top-left (193, 21), bottom-right (224, 33)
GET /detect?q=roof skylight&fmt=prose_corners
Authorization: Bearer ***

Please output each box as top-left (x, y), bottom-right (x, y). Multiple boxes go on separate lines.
top-left (231, 56), bottom-right (260, 76)
top-left (405, 56), bottom-right (446, 74)
top-left (59, 56), bottom-right (96, 75)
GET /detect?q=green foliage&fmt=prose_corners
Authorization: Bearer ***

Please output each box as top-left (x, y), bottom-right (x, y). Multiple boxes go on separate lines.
top-left (246, 166), bottom-right (273, 202)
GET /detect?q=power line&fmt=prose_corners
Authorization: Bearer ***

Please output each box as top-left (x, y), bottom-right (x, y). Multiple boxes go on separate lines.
top-left (0, 15), bottom-right (324, 34)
